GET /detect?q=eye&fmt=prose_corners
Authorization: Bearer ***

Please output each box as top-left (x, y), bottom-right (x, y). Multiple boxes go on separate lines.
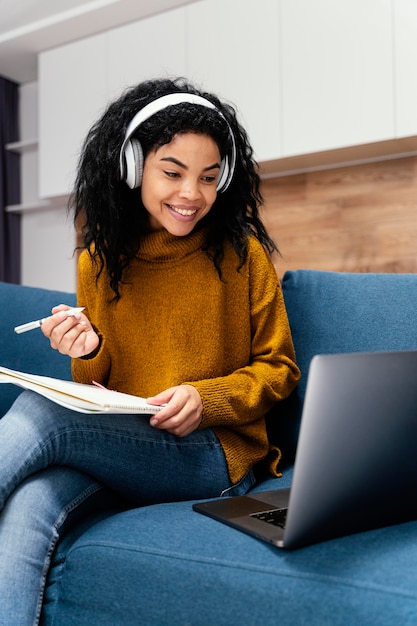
top-left (164, 170), bottom-right (180, 179)
top-left (201, 175), bottom-right (217, 184)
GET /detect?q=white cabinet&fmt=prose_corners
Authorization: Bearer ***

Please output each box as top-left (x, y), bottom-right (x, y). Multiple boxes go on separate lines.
top-left (39, 33), bottom-right (108, 198)
top-left (393, 0), bottom-right (417, 138)
top-left (107, 8), bottom-right (186, 101)
top-left (186, 0), bottom-right (281, 162)
top-left (187, 0), bottom-right (396, 161)
top-left (38, 0), bottom-right (416, 199)
top-left (281, 0), bottom-right (394, 156)
top-left (39, 8), bottom-right (188, 199)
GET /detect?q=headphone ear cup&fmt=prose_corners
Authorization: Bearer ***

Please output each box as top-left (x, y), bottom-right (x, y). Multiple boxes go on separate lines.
top-left (216, 157), bottom-right (230, 193)
top-left (124, 138), bottom-right (144, 189)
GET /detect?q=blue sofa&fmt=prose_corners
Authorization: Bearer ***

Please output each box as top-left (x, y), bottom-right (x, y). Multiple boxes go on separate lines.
top-left (2, 269), bottom-right (417, 625)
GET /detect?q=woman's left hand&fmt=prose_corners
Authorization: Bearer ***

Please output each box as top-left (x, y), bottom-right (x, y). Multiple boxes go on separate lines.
top-left (147, 385), bottom-right (203, 437)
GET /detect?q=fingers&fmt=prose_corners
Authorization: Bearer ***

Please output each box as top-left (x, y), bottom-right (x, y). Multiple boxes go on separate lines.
top-left (148, 385), bottom-right (203, 437)
top-left (41, 308), bottom-right (99, 358)
top-left (50, 304), bottom-right (74, 315)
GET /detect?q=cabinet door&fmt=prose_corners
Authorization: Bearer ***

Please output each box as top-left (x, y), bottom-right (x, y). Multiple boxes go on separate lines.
top-left (281, 0), bottom-right (394, 156)
top-left (39, 33), bottom-right (107, 198)
top-left (107, 7), bottom-right (187, 100)
top-left (186, 0), bottom-right (281, 162)
top-left (394, 0), bottom-right (417, 138)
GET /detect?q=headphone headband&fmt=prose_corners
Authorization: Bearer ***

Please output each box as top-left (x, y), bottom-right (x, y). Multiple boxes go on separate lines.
top-left (119, 93), bottom-right (236, 192)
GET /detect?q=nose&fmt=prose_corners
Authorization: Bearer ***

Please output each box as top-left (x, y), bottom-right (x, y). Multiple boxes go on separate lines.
top-left (179, 176), bottom-right (201, 200)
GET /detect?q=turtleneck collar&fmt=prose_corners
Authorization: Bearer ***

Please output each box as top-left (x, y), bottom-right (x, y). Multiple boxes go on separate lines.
top-left (136, 227), bottom-right (208, 263)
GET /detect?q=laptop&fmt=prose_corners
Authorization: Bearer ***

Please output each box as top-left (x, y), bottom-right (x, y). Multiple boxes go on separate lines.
top-left (193, 350), bottom-right (417, 549)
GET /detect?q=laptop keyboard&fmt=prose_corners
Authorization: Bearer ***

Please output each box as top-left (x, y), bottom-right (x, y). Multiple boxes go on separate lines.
top-left (250, 508), bottom-right (288, 528)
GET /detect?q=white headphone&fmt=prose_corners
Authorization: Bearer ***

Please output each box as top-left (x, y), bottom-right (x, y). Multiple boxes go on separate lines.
top-left (119, 93), bottom-right (237, 192)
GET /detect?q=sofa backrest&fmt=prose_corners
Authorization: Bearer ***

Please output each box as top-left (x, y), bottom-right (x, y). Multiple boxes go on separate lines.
top-left (3, 271), bottom-right (417, 462)
top-left (273, 270), bottom-right (417, 464)
top-left (0, 281), bottom-right (76, 416)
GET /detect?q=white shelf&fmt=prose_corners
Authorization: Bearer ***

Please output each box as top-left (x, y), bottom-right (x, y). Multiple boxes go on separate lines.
top-left (6, 200), bottom-right (51, 213)
top-left (259, 135), bottom-right (417, 178)
top-left (6, 195), bottom-right (68, 214)
top-left (5, 138), bottom-right (38, 153)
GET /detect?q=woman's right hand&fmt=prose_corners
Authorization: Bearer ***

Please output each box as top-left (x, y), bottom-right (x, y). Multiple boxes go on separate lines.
top-left (40, 305), bottom-right (100, 358)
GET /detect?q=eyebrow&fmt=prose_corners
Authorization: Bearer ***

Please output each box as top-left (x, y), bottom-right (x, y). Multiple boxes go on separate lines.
top-left (160, 156), bottom-right (220, 171)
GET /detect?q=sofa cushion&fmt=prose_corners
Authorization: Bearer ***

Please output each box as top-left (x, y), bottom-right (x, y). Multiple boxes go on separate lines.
top-left (43, 485), bottom-right (417, 626)
top-left (0, 281), bottom-right (75, 416)
top-left (273, 270), bottom-right (417, 461)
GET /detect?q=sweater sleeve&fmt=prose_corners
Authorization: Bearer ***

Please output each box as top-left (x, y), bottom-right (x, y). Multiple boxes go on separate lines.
top-left (71, 250), bottom-right (112, 386)
top-left (191, 243), bottom-right (300, 429)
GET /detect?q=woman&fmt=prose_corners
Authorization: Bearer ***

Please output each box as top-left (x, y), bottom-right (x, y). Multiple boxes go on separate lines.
top-left (0, 77), bottom-right (300, 625)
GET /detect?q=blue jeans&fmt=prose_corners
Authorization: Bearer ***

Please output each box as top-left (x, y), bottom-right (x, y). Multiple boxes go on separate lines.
top-left (0, 391), bottom-right (255, 626)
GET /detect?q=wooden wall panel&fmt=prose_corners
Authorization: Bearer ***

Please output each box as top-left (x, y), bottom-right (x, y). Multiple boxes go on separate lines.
top-left (261, 156), bottom-right (417, 277)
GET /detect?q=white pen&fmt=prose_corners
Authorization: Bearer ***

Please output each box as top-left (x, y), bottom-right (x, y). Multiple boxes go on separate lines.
top-left (14, 307), bottom-right (85, 334)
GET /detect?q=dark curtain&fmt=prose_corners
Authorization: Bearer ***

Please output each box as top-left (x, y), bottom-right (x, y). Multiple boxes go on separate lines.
top-left (0, 75), bottom-right (21, 284)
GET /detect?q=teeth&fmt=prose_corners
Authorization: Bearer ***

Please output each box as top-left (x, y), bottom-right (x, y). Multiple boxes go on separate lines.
top-left (169, 205), bottom-right (196, 216)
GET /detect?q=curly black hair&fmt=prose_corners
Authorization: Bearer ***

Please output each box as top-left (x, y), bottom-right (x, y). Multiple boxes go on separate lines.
top-left (70, 77), bottom-right (277, 298)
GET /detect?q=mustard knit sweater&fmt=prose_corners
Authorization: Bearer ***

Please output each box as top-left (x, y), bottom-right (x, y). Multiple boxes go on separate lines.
top-left (72, 227), bottom-right (300, 483)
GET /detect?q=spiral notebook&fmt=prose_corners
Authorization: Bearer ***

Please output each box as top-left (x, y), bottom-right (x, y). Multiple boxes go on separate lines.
top-left (0, 366), bottom-right (162, 415)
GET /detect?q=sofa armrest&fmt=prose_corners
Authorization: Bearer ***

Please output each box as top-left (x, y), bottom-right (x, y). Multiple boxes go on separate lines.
top-left (0, 281), bottom-right (76, 416)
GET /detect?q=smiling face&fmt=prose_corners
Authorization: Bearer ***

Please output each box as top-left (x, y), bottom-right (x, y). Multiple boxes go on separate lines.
top-left (140, 132), bottom-right (221, 236)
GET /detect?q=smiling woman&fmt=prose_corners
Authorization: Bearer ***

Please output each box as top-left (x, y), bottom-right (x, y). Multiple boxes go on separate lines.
top-left (0, 76), bottom-right (300, 625)
top-left (141, 133), bottom-right (220, 235)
